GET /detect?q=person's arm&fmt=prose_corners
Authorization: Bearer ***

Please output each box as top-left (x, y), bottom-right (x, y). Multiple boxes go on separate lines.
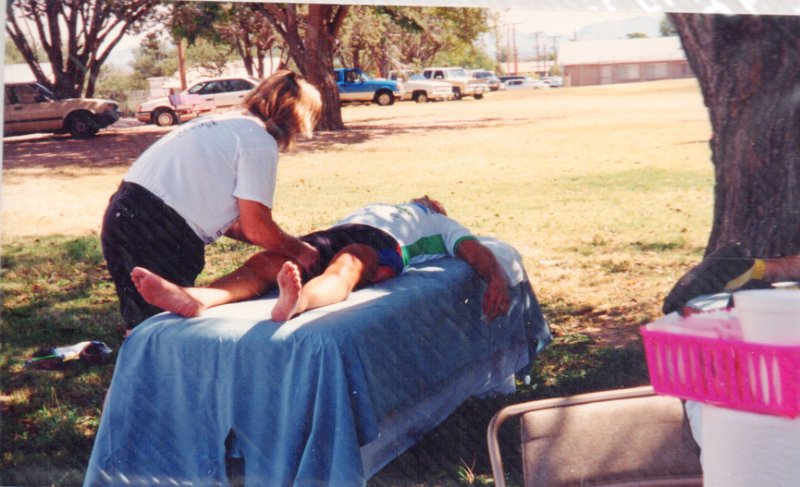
top-left (764, 254), bottom-right (800, 282)
top-left (226, 199), bottom-right (319, 273)
top-left (455, 238), bottom-right (511, 321)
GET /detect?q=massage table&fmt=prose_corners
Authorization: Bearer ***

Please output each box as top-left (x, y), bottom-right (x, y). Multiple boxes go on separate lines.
top-left (83, 238), bottom-right (551, 486)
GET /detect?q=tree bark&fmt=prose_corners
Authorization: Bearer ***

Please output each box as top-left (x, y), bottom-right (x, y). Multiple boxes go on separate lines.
top-left (670, 14), bottom-right (800, 257)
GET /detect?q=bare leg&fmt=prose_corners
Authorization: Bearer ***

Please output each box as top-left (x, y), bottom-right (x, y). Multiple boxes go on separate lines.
top-left (131, 267), bottom-right (206, 317)
top-left (131, 251), bottom-right (286, 317)
top-left (271, 244), bottom-right (379, 321)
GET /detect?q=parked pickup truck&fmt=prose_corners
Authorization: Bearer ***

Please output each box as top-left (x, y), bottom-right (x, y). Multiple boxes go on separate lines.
top-left (421, 67), bottom-right (487, 100)
top-left (388, 70), bottom-right (454, 102)
top-left (334, 68), bottom-right (404, 106)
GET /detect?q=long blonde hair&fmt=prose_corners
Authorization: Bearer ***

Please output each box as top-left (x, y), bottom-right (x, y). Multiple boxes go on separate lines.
top-left (242, 70), bottom-right (322, 151)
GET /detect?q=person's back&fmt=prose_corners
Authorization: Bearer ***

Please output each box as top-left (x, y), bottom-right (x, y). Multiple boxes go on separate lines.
top-left (125, 112), bottom-right (279, 243)
top-left (335, 201), bottom-right (476, 269)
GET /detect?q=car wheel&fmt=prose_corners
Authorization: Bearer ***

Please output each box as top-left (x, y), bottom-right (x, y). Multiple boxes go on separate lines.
top-left (414, 92), bottom-right (429, 103)
top-left (153, 108), bottom-right (178, 127)
top-left (66, 112), bottom-right (98, 139)
top-left (453, 88), bottom-right (462, 100)
top-left (374, 91), bottom-right (395, 106)
top-left (474, 93), bottom-right (484, 100)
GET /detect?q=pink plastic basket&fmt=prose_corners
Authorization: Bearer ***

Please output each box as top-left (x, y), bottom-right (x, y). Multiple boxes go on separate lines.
top-left (641, 326), bottom-right (800, 418)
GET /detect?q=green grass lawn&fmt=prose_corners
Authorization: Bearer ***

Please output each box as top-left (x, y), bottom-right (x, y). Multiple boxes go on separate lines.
top-left (1, 79), bottom-right (713, 486)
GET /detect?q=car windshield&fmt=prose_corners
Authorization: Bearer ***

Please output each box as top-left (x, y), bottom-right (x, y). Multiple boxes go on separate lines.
top-left (36, 84), bottom-right (57, 100)
top-left (450, 69), bottom-right (467, 77)
top-left (342, 70), bottom-right (371, 82)
top-left (408, 74), bottom-right (426, 81)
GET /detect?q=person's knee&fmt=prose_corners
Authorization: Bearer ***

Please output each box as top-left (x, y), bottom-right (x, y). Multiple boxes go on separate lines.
top-left (245, 251), bottom-right (285, 273)
top-left (331, 244), bottom-right (378, 284)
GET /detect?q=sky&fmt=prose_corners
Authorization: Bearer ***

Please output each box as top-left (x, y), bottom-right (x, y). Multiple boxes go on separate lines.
top-left (497, 8), bottom-right (659, 37)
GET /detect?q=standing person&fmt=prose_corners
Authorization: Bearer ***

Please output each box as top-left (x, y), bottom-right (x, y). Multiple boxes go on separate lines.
top-left (102, 70), bottom-right (322, 332)
top-left (130, 196), bottom-right (512, 323)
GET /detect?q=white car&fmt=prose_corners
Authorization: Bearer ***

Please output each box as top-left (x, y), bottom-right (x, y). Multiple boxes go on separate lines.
top-left (388, 71), bottom-right (453, 102)
top-left (136, 76), bottom-right (259, 126)
top-left (421, 67), bottom-right (487, 100)
top-left (503, 77), bottom-right (551, 90)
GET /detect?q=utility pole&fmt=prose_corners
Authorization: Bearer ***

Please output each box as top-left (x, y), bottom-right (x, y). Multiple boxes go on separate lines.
top-left (506, 24), bottom-right (511, 75)
top-left (505, 23), bottom-right (520, 75)
top-left (511, 23), bottom-right (519, 75)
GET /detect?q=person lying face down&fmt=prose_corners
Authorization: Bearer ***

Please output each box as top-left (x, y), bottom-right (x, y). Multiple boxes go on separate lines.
top-left (130, 195), bottom-right (511, 323)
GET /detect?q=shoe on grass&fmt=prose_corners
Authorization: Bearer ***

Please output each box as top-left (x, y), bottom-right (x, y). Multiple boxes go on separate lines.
top-left (663, 242), bottom-right (767, 315)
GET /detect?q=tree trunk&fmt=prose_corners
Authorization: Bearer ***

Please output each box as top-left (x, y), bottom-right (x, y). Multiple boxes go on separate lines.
top-left (177, 38), bottom-right (187, 91)
top-left (303, 5), bottom-right (345, 131)
top-left (670, 14), bottom-right (800, 258)
top-left (262, 4), bottom-right (347, 131)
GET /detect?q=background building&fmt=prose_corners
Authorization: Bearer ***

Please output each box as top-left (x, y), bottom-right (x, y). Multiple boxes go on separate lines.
top-left (558, 37), bottom-right (692, 87)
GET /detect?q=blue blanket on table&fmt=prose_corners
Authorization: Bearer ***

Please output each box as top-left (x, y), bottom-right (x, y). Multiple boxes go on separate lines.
top-left (84, 240), bottom-right (551, 486)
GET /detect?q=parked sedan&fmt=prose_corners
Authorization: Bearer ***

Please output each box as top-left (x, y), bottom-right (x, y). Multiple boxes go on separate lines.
top-left (136, 76), bottom-right (259, 126)
top-left (4, 82), bottom-right (120, 138)
top-left (503, 77), bottom-right (551, 89)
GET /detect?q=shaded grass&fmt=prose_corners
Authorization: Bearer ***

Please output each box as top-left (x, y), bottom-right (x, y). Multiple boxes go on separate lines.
top-left (0, 237), bottom-right (258, 486)
top-left (369, 333), bottom-right (649, 487)
top-left (2, 236), bottom-right (120, 486)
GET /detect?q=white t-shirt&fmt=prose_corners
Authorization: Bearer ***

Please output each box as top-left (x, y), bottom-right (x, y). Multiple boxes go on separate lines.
top-left (125, 112), bottom-right (279, 243)
top-left (335, 202), bottom-right (476, 267)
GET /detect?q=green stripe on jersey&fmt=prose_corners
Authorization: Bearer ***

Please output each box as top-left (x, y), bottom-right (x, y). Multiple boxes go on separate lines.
top-left (401, 235), bottom-right (447, 264)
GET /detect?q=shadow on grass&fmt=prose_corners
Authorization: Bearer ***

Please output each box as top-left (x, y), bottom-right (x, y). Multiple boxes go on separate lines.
top-left (2, 236), bottom-right (122, 486)
top-left (3, 114), bottom-right (535, 172)
top-left (3, 128), bottom-right (165, 170)
top-left (300, 115), bottom-right (536, 154)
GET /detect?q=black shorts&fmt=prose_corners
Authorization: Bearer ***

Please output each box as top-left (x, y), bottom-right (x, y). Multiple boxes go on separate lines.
top-left (300, 224), bottom-right (404, 279)
top-left (101, 182), bottom-right (205, 329)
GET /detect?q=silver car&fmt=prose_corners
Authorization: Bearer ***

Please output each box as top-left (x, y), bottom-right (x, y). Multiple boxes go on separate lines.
top-left (136, 76), bottom-right (259, 126)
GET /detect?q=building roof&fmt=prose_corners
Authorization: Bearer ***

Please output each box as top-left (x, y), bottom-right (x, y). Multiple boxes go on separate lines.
top-left (558, 37), bottom-right (685, 65)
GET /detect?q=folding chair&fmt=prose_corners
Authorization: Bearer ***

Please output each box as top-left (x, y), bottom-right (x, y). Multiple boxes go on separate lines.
top-left (487, 385), bottom-right (702, 486)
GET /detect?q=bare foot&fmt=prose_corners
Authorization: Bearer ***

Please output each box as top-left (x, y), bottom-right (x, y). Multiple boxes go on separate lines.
top-left (271, 262), bottom-right (303, 321)
top-left (130, 267), bottom-right (205, 317)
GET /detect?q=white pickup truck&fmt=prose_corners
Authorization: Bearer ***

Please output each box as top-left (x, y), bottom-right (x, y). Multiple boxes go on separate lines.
top-left (388, 70), bottom-right (454, 103)
top-left (421, 67), bottom-right (488, 100)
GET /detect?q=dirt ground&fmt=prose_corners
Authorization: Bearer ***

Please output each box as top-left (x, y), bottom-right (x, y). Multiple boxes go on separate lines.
top-left (2, 120), bottom-right (170, 242)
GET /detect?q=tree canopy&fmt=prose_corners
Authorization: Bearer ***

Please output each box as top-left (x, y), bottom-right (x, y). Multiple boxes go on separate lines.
top-left (337, 6), bottom-right (491, 76)
top-left (6, 0), bottom-right (160, 97)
